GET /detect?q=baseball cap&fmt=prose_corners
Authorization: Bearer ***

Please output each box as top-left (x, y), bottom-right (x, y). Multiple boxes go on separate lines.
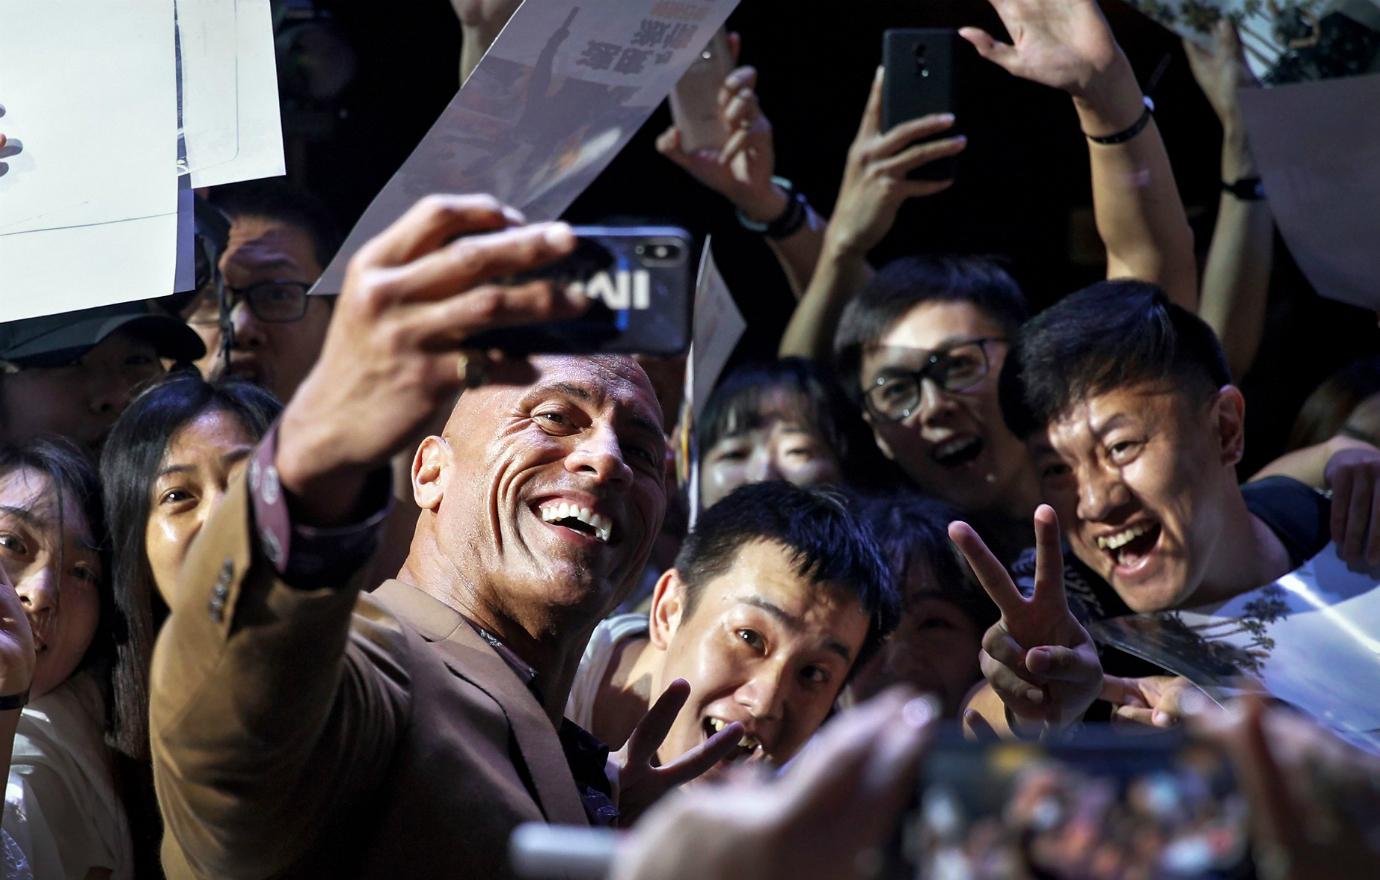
top-left (0, 301), bottom-right (206, 369)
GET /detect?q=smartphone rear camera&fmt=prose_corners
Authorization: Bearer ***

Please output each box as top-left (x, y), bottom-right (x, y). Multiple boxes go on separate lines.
top-left (914, 44), bottom-right (929, 78)
top-left (639, 239), bottom-right (685, 267)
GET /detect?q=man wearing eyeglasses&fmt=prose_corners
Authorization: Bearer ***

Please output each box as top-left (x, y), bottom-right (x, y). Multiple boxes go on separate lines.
top-left (184, 181), bottom-right (342, 404)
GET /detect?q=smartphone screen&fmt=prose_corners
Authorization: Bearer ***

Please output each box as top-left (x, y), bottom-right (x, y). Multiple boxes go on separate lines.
top-left (887, 725), bottom-right (1252, 879)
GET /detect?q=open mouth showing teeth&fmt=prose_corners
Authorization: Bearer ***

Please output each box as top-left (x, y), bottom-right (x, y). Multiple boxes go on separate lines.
top-left (932, 436), bottom-right (983, 468)
top-left (1096, 521), bottom-right (1162, 568)
top-left (538, 502), bottom-right (612, 543)
top-left (704, 717), bottom-right (762, 760)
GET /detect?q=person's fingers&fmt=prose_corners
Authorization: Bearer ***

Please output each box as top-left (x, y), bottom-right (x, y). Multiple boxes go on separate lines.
top-left (1099, 674), bottom-right (1146, 707)
top-left (1230, 698), bottom-right (1308, 859)
top-left (389, 222), bottom-right (577, 305)
top-left (778, 690), bottom-right (907, 809)
top-left (1341, 468), bottom-right (1372, 563)
top-left (850, 696), bottom-right (937, 841)
top-left (949, 521), bottom-right (1026, 620)
top-left (1024, 646), bottom-right (1090, 683)
top-left (1330, 466), bottom-right (1354, 549)
top-left (1031, 505), bottom-right (1068, 611)
top-left (722, 89), bottom-right (759, 129)
top-left (716, 126), bottom-right (752, 165)
top-left (980, 650), bottom-right (1045, 711)
top-left (872, 112), bottom-right (956, 157)
top-left (899, 178), bottom-right (955, 199)
top-left (856, 66), bottom-right (884, 141)
top-left (963, 708), bottom-right (999, 742)
top-left (719, 65), bottom-right (757, 109)
top-left (957, 27), bottom-right (1018, 73)
top-left (655, 720), bottom-right (744, 788)
top-left (981, 625), bottom-right (1026, 670)
top-left (726, 31), bottom-right (741, 65)
top-left (623, 679), bottom-right (692, 764)
top-left (358, 194), bottom-right (521, 269)
top-left (408, 278), bottom-right (585, 352)
top-left (875, 135), bottom-right (967, 177)
top-left (1111, 704), bottom-right (1157, 727)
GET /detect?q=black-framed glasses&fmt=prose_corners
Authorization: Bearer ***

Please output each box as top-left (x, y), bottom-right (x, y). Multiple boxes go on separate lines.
top-left (186, 280), bottom-right (312, 325)
top-left (863, 337), bottom-right (1007, 422)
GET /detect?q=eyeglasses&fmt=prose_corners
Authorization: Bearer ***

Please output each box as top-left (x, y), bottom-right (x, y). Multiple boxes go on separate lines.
top-left (186, 280), bottom-right (312, 325)
top-left (862, 337), bottom-right (1007, 422)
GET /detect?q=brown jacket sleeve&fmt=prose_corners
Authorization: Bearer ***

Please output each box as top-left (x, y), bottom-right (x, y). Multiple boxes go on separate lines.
top-left (150, 471), bottom-right (411, 878)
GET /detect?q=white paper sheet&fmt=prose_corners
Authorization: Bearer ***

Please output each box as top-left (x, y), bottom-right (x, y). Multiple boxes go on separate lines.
top-left (178, 0), bottom-right (285, 187)
top-left (0, 215), bottom-right (179, 321)
top-left (314, 0), bottom-right (740, 295)
top-left (1238, 73), bottom-right (1380, 311)
top-left (0, 0), bottom-right (178, 237)
top-left (690, 239), bottom-right (745, 421)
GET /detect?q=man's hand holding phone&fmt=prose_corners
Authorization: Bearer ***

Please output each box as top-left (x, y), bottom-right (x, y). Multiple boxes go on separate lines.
top-left (950, 505), bottom-right (1103, 732)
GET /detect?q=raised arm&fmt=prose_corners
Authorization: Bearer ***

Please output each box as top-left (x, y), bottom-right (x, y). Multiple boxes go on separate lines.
top-left (656, 36), bottom-right (827, 299)
top-left (961, 0), bottom-right (1196, 308)
top-left (1186, 22), bottom-right (1272, 378)
top-left (778, 69), bottom-right (965, 360)
top-left (151, 196), bottom-right (584, 876)
top-left (453, 0), bottom-right (522, 85)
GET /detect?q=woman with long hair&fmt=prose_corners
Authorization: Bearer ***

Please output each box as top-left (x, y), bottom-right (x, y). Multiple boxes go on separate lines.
top-left (100, 373), bottom-right (280, 875)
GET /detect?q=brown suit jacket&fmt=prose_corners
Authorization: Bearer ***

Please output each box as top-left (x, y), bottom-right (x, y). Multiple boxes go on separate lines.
top-left (150, 474), bottom-right (588, 879)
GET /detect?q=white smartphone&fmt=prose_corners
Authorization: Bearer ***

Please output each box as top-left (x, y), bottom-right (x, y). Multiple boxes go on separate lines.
top-left (668, 28), bottom-right (734, 154)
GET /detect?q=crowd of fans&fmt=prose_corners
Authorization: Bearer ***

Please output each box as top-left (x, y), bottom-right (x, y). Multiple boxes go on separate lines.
top-left (0, 1), bottom-right (1378, 878)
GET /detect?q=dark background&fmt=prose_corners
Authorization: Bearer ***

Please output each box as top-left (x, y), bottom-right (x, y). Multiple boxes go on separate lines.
top-left (281, 0), bottom-right (1376, 474)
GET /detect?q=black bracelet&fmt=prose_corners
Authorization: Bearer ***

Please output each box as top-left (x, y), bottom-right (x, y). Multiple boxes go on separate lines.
top-left (0, 690), bottom-right (28, 711)
top-left (1221, 176), bottom-right (1265, 201)
top-left (1086, 96), bottom-right (1155, 146)
top-left (737, 176), bottom-right (810, 239)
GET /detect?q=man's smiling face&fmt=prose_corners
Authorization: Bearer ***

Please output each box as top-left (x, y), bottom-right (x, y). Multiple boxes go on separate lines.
top-left (1033, 383), bottom-right (1241, 613)
top-left (646, 539), bottom-right (870, 778)
top-left (435, 355), bottom-right (668, 625)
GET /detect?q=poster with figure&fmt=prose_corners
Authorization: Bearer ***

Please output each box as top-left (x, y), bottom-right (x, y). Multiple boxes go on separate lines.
top-left (1091, 544), bottom-right (1380, 752)
top-left (314, 0), bottom-right (741, 296)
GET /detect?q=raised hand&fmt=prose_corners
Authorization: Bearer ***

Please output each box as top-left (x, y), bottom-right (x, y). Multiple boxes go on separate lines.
top-left (1183, 21), bottom-right (1258, 129)
top-left (1325, 446), bottom-right (1380, 572)
top-left (656, 36), bottom-right (784, 223)
top-left (958, 0), bottom-right (1123, 99)
top-left (276, 195), bottom-right (583, 525)
top-left (1101, 674), bottom-right (1205, 729)
top-left (0, 563), bottom-right (35, 703)
top-left (825, 68), bottom-right (967, 258)
top-left (949, 505), bottom-right (1102, 730)
top-left (608, 679), bottom-right (743, 826)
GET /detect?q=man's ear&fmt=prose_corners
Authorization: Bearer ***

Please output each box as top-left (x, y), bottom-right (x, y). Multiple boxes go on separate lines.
top-left (648, 569), bottom-right (687, 651)
top-left (412, 435), bottom-right (450, 510)
top-left (1212, 385), bottom-right (1247, 467)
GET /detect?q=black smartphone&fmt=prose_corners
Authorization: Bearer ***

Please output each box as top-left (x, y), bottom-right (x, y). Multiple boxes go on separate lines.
top-left (465, 226), bottom-right (693, 356)
top-left (885, 725), bottom-right (1252, 879)
top-left (882, 29), bottom-right (962, 182)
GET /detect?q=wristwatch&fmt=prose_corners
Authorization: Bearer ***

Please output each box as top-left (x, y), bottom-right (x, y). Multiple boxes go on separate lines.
top-left (736, 176), bottom-right (809, 239)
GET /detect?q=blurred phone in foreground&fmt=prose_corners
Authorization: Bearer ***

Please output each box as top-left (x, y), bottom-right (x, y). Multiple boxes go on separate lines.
top-left (887, 725), bottom-right (1252, 879)
top-left (882, 29), bottom-right (963, 182)
top-left (668, 28), bottom-right (734, 153)
top-left (466, 226), bottom-right (693, 356)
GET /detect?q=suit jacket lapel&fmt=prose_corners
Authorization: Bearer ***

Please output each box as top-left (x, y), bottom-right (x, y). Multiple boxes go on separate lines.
top-left (372, 580), bottom-right (589, 826)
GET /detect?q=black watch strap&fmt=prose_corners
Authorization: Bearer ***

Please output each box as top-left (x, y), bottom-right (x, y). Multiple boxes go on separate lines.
top-left (0, 690), bottom-right (29, 711)
top-left (737, 176), bottom-right (809, 239)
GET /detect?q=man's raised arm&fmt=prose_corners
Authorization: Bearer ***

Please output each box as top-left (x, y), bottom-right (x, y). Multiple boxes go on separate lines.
top-left (962, 0), bottom-right (1197, 309)
top-left (150, 195), bottom-right (584, 877)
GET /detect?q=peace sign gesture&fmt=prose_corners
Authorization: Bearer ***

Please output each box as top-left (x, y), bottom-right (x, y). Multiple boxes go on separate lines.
top-left (949, 505), bottom-right (1102, 730)
top-left (607, 678), bottom-right (743, 826)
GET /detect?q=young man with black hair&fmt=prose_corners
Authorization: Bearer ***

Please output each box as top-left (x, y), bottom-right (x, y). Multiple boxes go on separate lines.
top-left (955, 281), bottom-right (1380, 735)
top-left (183, 180), bottom-right (344, 403)
top-left (566, 480), bottom-right (898, 811)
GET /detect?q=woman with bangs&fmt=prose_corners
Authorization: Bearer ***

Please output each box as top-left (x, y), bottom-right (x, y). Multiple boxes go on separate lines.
top-left (100, 372), bottom-right (281, 877)
top-left (0, 437), bottom-right (129, 879)
top-left (697, 358), bottom-right (898, 511)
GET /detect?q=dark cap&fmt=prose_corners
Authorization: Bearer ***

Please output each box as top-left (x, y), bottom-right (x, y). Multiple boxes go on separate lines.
top-left (0, 300), bottom-right (206, 369)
